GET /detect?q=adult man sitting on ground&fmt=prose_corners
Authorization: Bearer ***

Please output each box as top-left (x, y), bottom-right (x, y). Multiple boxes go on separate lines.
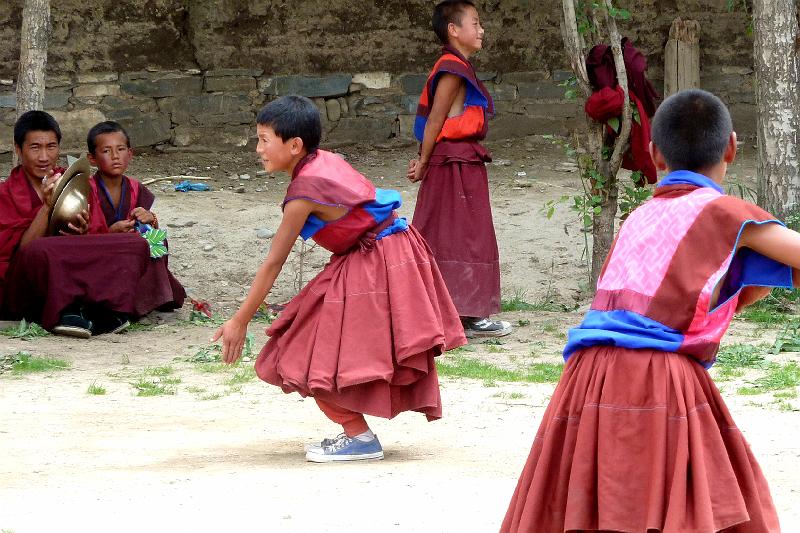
top-left (0, 110), bottom-right (185, 338)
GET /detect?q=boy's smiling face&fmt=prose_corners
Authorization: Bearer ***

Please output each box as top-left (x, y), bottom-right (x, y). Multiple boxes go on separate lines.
top-left (89, 131), bottom-right (132, 179)
top-left (450, 5), bottom-right (484, 55)
top-left (256, 124), bottom-right (304, 173)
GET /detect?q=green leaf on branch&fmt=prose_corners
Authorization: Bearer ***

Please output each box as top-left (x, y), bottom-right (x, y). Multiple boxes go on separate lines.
top-left (607, 117), bottom-right (620, 132)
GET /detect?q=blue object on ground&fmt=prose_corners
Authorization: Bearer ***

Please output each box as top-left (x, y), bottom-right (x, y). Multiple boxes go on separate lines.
top-left (175, 180), bottom-right (210, 192)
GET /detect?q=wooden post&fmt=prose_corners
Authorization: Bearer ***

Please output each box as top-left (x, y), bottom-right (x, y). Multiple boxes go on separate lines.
top-left (664, 18), bottom-right (700, 97)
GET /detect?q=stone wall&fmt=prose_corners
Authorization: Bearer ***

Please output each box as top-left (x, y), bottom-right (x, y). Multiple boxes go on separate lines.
top-left (0, 1), bottom-right (758, 153)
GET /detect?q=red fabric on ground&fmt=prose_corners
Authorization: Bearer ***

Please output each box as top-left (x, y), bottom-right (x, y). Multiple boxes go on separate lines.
top-left (412, 140), bottom-right (500, 318)
top-left (315, 397), bottom-right (369, 437)
top-left (500, 346), bottom-right (780, 533)
top-left (255, 225), bottom-right (465, 421)
top-left (1, 233), bottom-right (185, 329)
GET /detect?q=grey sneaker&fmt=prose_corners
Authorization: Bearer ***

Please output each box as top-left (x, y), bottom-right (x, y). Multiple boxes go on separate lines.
top-left (305, 433), bottom-right (384, 463)
top-left (462, 317), bottom-right (513, 338)
top-left (304, 432), bottom-right (345, 452)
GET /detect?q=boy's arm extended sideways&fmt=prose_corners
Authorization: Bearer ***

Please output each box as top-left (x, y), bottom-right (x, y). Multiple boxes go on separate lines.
top-left (736, 222), bottom-right (800, 309)
top-left (408, 73), bottom-right (463, 182)
top-left (212, 198), bottom-right (315, 363)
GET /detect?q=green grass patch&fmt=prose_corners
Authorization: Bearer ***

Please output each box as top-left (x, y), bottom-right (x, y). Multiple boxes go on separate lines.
top-left (185, 386), bottom-right (206, 394)
top-left (0, 319), bottom-right (50, 340)
top-left (541, 321), bottom-right (559, 333)
top-left (517, 319), bottom-right (531, 327)
top-left (450, 344), bottom-right (478, 354)
top-left (132, 377), bottom-right (178, 396)
top-left (501, 288), bottom-right (563, 312)
top-left (774, 389), bottom-right (798, 400)
top-left (87, 382), bottom-right (107, 395)
top-left (772, 320), bottom-right (800, 354)
top-left (199, 392), bottom-right (223, 401)
top-left (224, 366), bottom-right (257, 386)
top-left (493, 391), bottom-right (526, 400)
top-left (144, 365), bottom-right (175, 377)
top-left (438, 355), bottom-right (563, 383)
top-left (715, 344), bottom-right (769, 369)
top-left (485, 344), bottom-right (507, 354)
top-left (125, 321), bottom-right (158, 333)
top-left (7, 352), bottom-right (70, 373)
top-left (739, 288), bottom-right (800, 325)
top-left (737, 362), bottom-right (800, 396)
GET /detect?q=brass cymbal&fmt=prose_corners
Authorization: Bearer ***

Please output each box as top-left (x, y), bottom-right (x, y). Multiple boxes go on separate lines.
top-left (47, 155), bottom-right (92, 236)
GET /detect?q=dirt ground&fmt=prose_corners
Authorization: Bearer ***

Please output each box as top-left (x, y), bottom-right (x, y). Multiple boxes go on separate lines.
top-left (1, 139), bottom-right (799, 532)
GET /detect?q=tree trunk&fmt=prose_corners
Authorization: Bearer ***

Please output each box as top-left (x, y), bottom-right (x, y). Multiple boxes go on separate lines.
top-left (753, 0), bottom-right (800, 220)
top-left (591, 161), bottom-right (619, 284)
top-left (14, 0), bottom-right (50, 166)
top-left (16, 0), bottom-right (50, 117)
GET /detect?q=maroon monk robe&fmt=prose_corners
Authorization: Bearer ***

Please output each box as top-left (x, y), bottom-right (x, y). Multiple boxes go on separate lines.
top-left (0, 165), bottom-right (64, 306)
top-left (412, 140), bottom-right (501, 318)
top-left (0, 167), bottom-right (184, 329)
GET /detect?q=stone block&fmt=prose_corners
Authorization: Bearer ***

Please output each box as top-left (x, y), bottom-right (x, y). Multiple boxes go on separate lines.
top-left (352, 72), bottom-right (392, 89)
top-left (552, 70), bottom-right (574, 82)
top-left (158, 94), bottom-right (250, 123)
top-left (400, 94), bottom-right (418, 114)
top-left (729, 103), bottom-right (756, 138)
top-left (120, 70), bottom-right (183, 82)
top-left (397, 73), bottom-right (427, 95)
top-left (349, 94), bottom-right (404, 117)
top-left (77, 72), bottom-right (119, 83)
top-left (45, 75), bottom-right (73, 88)
top-left (516, 80), bottom-right (566, 100)
top-left (0, 93), bottom-right (14, 108)
top-left (172, 125), bottom-right (250, 148)
top-left (501, 71), bottom-right (548, 84)
top-left (338, 97), bottom-right (349, 116)
top-left (117, 113), bottom-right (172, 147)
top-left (198, 110), bottom-right (255, 126)
top-left (121, 75), bottom-right (202, 98)
top-left (204, 76), bottom-right (257, 93)
top-left (328, 116), bottom-right (395, 143)
top-left (498, 100), bottom-right (578, 119)
top-left (477, 71), bottom-right (498, 81)
top-left (326, 99), bottom-right (342, 122)
top-left (397, 115), bottom-right (416, 139)
top-left (262, 74), bottom-right (353, 98)
top-left (206, 68), bottom-right (264, 77)
top-left (487, 83), bottom-right (517, 101)
top-left (74, 83), bottom-right (121, 98)
top-left (44, 89), bottom-right (72, 109)
top-left (487, 114), bottom-right (572, 139)
top-left (50, 109), bottom-right (107, 150)
top-left (0, 123), bottom-right (12, 153)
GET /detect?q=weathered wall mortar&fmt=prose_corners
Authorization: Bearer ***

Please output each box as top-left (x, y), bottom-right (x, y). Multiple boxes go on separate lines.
top-left (0, 1), bottom-right (758, 153)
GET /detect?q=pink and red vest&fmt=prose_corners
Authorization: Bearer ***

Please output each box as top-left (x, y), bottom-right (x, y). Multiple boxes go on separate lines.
top-left (565, 171), bottom-right (793, 368)
top-left (284, 150), bottom-right (406, 255)
top-left (414, 45), bottom-right (494, 143)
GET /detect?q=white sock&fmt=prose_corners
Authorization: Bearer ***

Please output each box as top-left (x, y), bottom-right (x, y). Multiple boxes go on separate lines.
top-left (353, 429), bottom-right (375, 442)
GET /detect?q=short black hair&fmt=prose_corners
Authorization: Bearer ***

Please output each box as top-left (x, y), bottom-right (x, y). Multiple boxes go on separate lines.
top-left (14, 110), bottom-right (62, 147)
top-left (256, 96), bottom-right (321, 151)
top-left (432, 1), bottom-right (476, 44)
top-left (87, 121), bottom-right (131, 154)
top-left (651, 89), bottom-right (733, 172)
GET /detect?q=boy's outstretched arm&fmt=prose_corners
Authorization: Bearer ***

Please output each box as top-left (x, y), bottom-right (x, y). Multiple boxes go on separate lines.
top-left (736, 222), bottom-right (800, 308)
top-left (211, 199), bottom-right (314, 363)
top-left (408, 73), bottom-right (463, 183)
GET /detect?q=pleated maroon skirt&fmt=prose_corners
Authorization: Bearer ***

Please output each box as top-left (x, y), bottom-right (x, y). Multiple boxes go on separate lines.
top-left (255, 226), bottom-right (466, 420)
top-left (501, 346), bottom-right (780, 533)
top-left (412, 140), bottom-right (500, 318)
